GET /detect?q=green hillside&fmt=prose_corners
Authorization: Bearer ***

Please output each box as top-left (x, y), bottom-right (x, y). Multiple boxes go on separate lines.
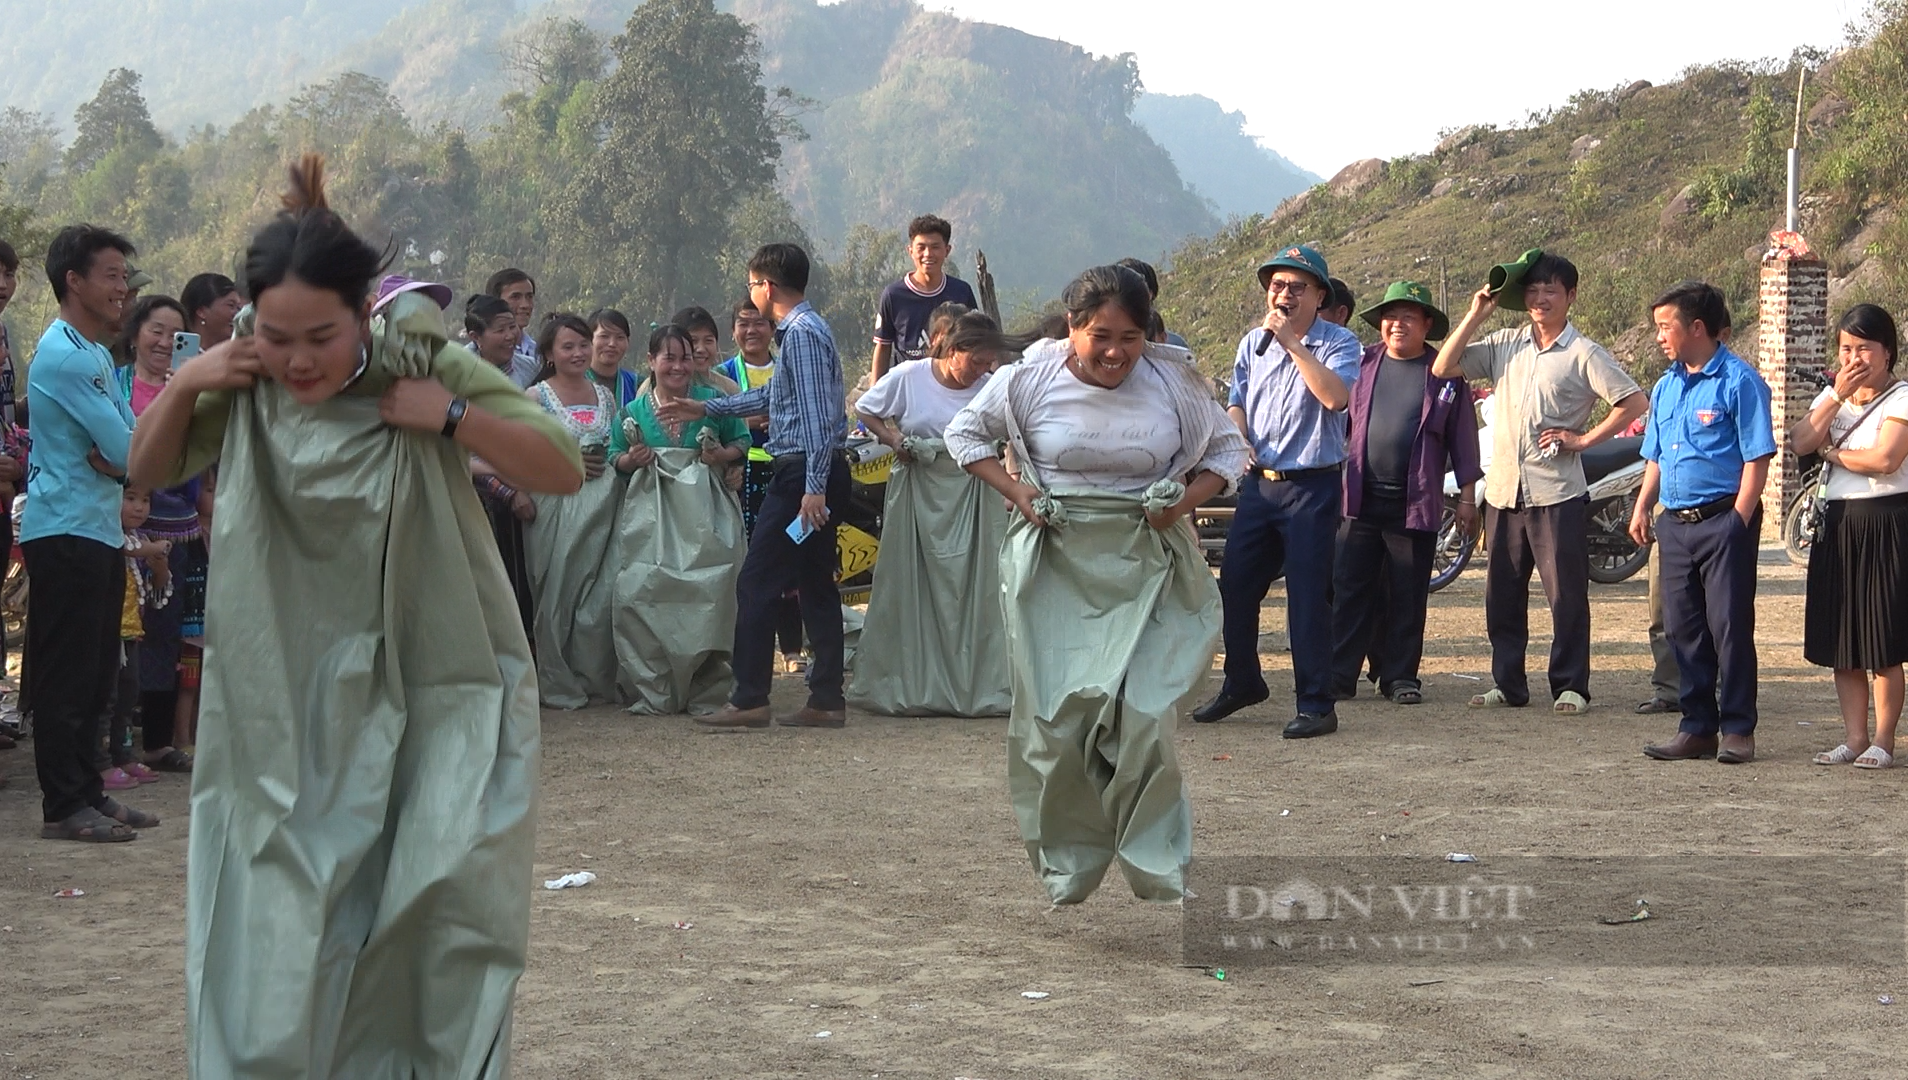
top-left (1160, 5), bottom-right (1908, 381)
top-left (1130, 93), bottom-right (1319, 220)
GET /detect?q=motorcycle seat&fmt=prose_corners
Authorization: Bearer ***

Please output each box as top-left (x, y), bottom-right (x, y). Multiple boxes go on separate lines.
top-left (1580, 436), bottom-right (1644, 486)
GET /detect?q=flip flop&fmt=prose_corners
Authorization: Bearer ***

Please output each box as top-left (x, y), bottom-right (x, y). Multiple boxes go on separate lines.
top-left (145, 748), bottom-right (193, 772)
top-left (1553, 691), bottom-right (1588, 715)
top-left (1389, 686), bottom-right (1424, 706)
top-left (42, 807), bottom-right (136, 843)
top-left (1814, 744), bottom-right (1859, 765)
top-left (1469, 688), bottom-right (1514, 708)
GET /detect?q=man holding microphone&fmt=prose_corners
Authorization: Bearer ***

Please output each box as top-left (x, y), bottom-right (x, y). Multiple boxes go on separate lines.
top-left (1194, 244), bottom-right (1363, 738)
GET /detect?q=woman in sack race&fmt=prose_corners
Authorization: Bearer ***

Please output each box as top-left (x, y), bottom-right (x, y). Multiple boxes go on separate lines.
top-left (127, 154), bottom-right (582, 1077)
top-left (944, 265), bottom-right (1249, 906)
top-left (1791, 304), bottom-right (1908, 769)
top-left (849, 311), bottom-right (1012, 718)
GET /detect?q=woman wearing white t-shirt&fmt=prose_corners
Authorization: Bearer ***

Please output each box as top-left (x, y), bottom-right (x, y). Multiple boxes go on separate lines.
top-left (850, 313), bottom-right (1011, 717)
top-left (945, 265), bottom-right (1249, 905)
top-left (1792, 305), bottom-right (1908, 769)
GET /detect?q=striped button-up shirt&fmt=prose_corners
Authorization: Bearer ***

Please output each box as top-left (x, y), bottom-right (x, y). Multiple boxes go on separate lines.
top-left (705, 301), bottom-right (846, 493)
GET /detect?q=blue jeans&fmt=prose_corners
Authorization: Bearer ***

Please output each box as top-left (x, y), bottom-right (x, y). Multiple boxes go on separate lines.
top-left (1218, 474), bottom-right (1342, 715)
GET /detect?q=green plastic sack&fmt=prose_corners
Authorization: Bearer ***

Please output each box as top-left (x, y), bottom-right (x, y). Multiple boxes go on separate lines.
top-left (1001, 490), bottom-right (1219, 905)
top-left (526, 459), bottom-right (623, 708)
top-left (848, 440), bottom-right (1010, 716)
top-left (611, 447), bottom-right (744, 714)
top-left (175, 292), bottom-right (574, 1077)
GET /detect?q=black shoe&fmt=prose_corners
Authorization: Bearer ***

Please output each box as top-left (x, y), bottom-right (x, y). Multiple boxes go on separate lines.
top-left (1282, 711), bottom-right (1339, 739)
top-left (1635, 697), bottom-right (1679, 715)
top-left (1192, 689), bottom-right (1268, 724)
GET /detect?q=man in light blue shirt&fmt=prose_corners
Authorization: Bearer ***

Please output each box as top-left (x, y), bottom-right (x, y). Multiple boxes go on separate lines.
top-left (21, 224), bottom-right (158, 841)
top-left (1195, 244), bottom-right (1363, 738)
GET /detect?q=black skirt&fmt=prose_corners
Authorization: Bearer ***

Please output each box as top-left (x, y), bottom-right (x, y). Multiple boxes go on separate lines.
top-left (1804, 492), bottom-right (1908, 669)
top-left (485, 494), bottom-right (534, 644)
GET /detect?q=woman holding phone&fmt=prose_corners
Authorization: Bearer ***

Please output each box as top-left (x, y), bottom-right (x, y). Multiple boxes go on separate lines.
top-left (112, 295), bottom-right (200, 773)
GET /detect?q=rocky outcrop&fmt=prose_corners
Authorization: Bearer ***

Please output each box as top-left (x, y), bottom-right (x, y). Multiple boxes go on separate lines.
top-left (1328, 158), bottom-right (1386, 198)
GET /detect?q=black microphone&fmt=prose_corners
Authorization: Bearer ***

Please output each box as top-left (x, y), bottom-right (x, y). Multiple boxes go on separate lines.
top-left (1255, 305), bottom-right (1294, 356)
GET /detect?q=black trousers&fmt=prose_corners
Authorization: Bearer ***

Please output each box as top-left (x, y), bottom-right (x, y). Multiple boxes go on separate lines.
top-left (97, 640), bottom-right (139, 769)
top-left (1659, 504), bottom-right (1760, 737)
top-left (1330, 493), bottom-right (1435, 695)
top-left (1483, 497), bottom-right (1591, 705)
top-left (732, 454), bottom-right (851, 710)
top-left (23, 536), bottom-right (123, 822)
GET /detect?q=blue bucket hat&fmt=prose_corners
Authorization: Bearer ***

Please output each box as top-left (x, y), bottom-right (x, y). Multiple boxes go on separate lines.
top-left (1256, 244), bottom-right (1332, 293)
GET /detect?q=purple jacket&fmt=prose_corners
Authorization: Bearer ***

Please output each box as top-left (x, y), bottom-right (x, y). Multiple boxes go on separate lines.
top-left (1343, 343), bottom-right (1483, 533)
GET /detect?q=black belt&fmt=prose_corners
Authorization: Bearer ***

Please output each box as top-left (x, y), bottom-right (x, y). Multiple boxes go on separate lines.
top-left (1255, 464), bottom-right (1342, 483)
top-left (1668, 496), bottom-right (1737, 524)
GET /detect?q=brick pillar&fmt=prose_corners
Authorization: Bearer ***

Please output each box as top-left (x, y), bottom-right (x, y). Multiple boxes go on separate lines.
top-left (1755, 249), bottom-right (1828, 536)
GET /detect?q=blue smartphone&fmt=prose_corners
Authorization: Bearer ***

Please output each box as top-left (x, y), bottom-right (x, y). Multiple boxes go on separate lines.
top-left (172, 331), bottom-right (202, 370)
top-left (785, 509), bottom-right (829, 544)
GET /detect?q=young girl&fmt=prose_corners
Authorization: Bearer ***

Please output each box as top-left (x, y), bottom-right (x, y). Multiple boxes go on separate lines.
top-left (127, 155), bottom-right (582, 1077)
top-left (524, 312), bottom-right (622, 708)
top-left (99, 484), bottom-right (172, 790)
top-left (588, 308), bottom-right (639, 409)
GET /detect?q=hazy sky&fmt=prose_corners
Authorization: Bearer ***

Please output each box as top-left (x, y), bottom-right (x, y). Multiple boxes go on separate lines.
top-left (911, 0), bottom-right (1871, 177)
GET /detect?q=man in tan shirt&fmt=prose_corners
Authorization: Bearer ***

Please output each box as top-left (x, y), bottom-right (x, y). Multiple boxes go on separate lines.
top-left (1434, 253), bottom-right (1646, 713)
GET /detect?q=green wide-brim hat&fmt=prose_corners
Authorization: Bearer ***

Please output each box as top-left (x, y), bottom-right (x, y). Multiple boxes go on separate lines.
top-left (1358, 280), bottom-right (1450, 341)
top-left (1486, 248), bottom-right (1544, 312)
top-left (1256, 243), bottom-right (1332, 292)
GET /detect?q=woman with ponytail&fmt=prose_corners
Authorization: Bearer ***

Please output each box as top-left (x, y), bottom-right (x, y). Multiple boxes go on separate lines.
top-left (128, 154), bottom-right (583, 1077)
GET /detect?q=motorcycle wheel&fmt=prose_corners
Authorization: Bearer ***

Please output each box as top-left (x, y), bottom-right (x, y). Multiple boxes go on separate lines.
top-left (1429, 496), bottom-right (1474, 593)
top-left (1783, 489), bottom-right (1815, 567)
top-left (1587, 491), bottom-right (1649, 584)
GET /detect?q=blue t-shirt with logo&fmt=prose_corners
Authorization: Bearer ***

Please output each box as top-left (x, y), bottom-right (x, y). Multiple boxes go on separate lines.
top-left (22, 319), bottom-right (135, 548)
top-left (873, 274), bottom-right (978, 363)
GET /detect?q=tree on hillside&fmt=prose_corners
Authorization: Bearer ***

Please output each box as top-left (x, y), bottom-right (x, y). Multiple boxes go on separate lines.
top-left (0, 108), bottom-right (62, 204)
top-left (568, 0), bottom-right (783, 314)
top-left (66, 68), bottom-right (162, 174)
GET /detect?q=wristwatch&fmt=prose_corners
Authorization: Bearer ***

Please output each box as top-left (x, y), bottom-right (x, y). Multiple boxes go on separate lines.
top-left (441, 397), bottom-right (469, 438)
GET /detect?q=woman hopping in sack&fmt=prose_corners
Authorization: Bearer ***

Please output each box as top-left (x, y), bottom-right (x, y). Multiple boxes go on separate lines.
top-left (128, 154), bottom-right (583, 1077)
top-left (944, 265), bottom-right (1249, 905)
top-left (850, 310), bottom-right (1013, 718)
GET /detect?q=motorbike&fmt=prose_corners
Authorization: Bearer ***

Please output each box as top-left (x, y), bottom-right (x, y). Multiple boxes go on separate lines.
top-left (1436, 395), bottom-right (1651, 588)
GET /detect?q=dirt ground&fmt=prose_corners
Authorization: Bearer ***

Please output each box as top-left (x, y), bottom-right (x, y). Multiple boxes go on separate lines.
top-left (4, 548), bottom-right (1906, 1079)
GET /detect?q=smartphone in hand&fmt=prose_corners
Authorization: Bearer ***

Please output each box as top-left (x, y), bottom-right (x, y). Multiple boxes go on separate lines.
top-left (172, 332), bottom-right (203, 370)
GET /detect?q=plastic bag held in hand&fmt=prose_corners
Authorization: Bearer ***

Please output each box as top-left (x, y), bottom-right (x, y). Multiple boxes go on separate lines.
top-left (622, 416), bottom-right (643, 447)
top-left (1141, 479), bottom-right (1187, 518)
top-left (900, 435), bottom-right (944, 465)
top-left (696, 427), bottom-right (721, 452)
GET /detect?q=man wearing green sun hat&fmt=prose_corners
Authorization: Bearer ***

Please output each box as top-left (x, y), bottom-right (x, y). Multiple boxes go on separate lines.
top-left (1433, 251), bottom-right (1647, 715)
top-left (1327, 282), bottom-right (1483, 714)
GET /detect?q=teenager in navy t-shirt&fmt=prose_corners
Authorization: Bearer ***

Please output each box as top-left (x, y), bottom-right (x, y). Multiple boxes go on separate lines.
top-left (871, 214), bottom-right (978, 379)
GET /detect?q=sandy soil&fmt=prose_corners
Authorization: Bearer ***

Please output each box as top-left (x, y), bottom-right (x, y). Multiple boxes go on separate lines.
top-left (4, 549), bottom-right (1905, 1079)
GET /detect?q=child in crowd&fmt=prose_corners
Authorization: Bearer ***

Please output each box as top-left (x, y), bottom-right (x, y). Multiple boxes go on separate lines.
top-left (99, 485), bottom-right (172, 790)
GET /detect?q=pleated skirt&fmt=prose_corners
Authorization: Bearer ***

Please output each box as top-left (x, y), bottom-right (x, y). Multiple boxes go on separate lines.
top-left (1804, 492), bottom-right (1908, 669)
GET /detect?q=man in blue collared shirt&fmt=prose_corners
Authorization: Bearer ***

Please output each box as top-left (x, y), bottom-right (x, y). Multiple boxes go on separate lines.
top-left (1630, 282), bottom-right (1774, 765)
top-left (661, 244), bottom-right (852, 731)
top-left (1194, 244), bottom-right (1364, 738)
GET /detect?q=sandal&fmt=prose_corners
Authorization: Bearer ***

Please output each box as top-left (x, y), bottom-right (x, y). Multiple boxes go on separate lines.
top-left (1855, 745), bottom-right (1895, 770)
top-left (145, 748), bottom-right (193, 772)
top-left (1814, 744), bottom-right (1860, 765)
top-left (1389, 685), bottom-right (1424, 706)
top-left (1469, 688), bottom-right (1516, 708)
top-left (95, 798), bottom-right (160, 829)
top-left (101, 767), bottom-right (139, 791)
top-left (1553, 691), bottom-right (1588, 715)
top-left (42, 807), bottom-right (136, 843)
top-left (122, 762), bottom-right (158, 783)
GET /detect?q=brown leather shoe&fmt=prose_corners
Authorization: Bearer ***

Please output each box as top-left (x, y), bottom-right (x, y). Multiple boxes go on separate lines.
top-left (1716, 734), bottom-right (1756, 764)
top-left (778, 707), bottom-right (847, 729)
top-left (1642, 731), bottom-right (1718, 760)
top-left (695, 704), bottom-right (771, 731)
